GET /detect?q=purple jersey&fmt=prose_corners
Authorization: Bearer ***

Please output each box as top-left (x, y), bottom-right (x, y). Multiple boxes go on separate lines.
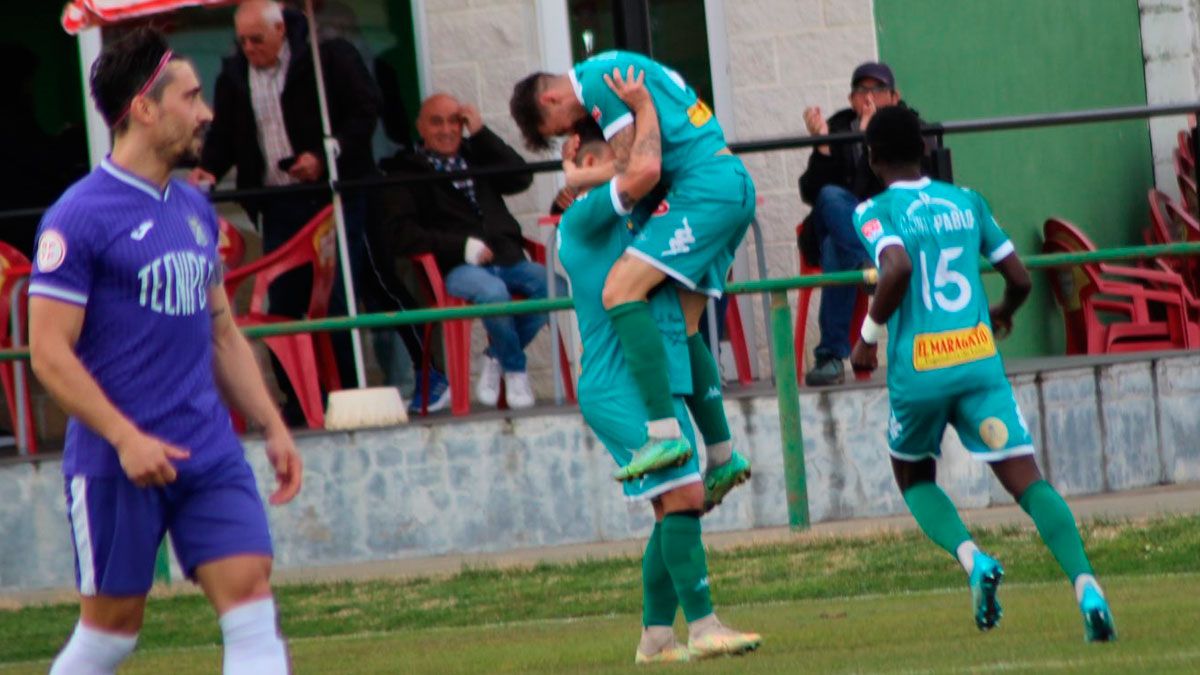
top-left (31, 158), bottom-right (243, 477)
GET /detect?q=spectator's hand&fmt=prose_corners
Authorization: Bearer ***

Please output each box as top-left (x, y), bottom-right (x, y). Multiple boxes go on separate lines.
top-left (804, 107), bottom-right (831, 155)
top-left (264, 422), bottom-right (303, 505)
top-left (288, 152), bottom-right (324, 182)
top-left (850, 340), bottom-right (877, 375)
top-left (859, 97), bottom-right (878, 132)
top-left (554, 186), bottom-right (578, 212)
top-left (458, 104), bottom-right (484, 136)
top-left (465, 237), bottom-right (493, 265)
top-left (188, 167), bottom-right (217, 187)
top-left (115, 428), bottom-right (191, 487)
top-left (989, 304), bottom-right (1014, 339)
top-left (604, 66), bottom-right (650, 112)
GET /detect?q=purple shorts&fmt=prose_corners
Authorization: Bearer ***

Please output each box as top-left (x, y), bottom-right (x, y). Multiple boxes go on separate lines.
top-left (63, 452), bottom-right (273, 596)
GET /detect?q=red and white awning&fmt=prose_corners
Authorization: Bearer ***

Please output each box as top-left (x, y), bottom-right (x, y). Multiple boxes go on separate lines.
top-left (62, 0), bottom-right (238, 34)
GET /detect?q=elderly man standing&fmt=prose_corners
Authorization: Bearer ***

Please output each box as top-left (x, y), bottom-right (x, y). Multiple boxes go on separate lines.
top-left (189, 0), bottom-right (378, 424)
top-left (366, 93), bottom-right (558, 409)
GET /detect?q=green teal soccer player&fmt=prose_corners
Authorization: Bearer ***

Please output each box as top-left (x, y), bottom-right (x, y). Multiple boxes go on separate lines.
top-left (556, 70), bottom-right (759, 663)
top-left (849, 106), bottom-right (1116, 642)
top-left (511, 53), bottom-right (754, 505)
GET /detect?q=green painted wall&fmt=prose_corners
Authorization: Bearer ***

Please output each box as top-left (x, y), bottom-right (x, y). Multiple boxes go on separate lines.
top-left (875, 0), bottom-right (1154, 358)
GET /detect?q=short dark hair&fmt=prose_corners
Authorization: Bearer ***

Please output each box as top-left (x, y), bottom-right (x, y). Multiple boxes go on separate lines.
top-left (90, 27), bottom-right (177, 134)
top-left (865, 106), bottom-right (924, 167)
top-left (573, 117), bottom-right (608, 164)
top-left (510, 72), bottom-right (552, 151)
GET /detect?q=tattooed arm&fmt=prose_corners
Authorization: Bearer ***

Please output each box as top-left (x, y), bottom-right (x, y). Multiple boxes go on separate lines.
top-left (606, 67), bottom-right (662, 212)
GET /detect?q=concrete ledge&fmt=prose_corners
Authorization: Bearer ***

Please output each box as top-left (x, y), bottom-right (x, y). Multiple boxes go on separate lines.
top-left (1, 352), bottom-right (1197, 594)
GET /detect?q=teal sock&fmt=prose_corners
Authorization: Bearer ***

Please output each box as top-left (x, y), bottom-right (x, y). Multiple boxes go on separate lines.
top-left (642, 523), bottom-right (678, 626)
top-left (903, 481), bottom-right (973, 558)
top-left (684, 333), bottom-right (732, 448)
top-left (659, 512), bottom-right (713, 622)
top-left (607, 301), bottom-right (676, 421)
top-left (1019, 480), bottom-right (1095, 582)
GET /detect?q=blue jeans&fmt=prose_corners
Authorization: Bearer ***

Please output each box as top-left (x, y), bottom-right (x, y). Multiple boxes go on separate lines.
top-left (811, 185), bottom-right (871, 360)
top-left (445, 260), bottom-right (566, 372)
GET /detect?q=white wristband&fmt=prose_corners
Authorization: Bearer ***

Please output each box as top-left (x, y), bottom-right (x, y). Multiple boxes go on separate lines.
top-left (860, 316), bottom-right (885, 345)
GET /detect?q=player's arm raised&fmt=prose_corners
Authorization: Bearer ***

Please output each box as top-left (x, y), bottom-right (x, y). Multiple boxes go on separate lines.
top-left (605, 67), bottom-right (662, 212)
top-left (30, 297), bottom-right (190, 486)
top-left (208, 281), bottom-right (302, 505)
top-left (850, 245), bottom-right (913, 373)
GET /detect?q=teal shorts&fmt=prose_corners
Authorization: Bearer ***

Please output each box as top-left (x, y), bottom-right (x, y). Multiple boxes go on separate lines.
top-left (581, 393), bottom-right (700, 501)
top-left (888, 380), bottom-right (1035, 462)
top-left (627, 156), bottom-right (755, 298)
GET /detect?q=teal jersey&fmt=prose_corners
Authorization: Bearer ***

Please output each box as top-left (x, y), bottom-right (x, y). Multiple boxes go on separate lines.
top-left (853, 178), bottom-right (1015, 400)
top-left (557, 180), bottom-right (692, 399)
top-left (571, 50), bottom-right (728, 185)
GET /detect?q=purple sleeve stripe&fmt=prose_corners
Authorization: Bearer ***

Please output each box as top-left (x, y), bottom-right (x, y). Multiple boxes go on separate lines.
top-left (28, 283), bottom-right (88, 306)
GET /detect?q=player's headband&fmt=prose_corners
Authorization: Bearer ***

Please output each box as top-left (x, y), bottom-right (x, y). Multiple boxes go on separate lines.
top-left (113, 49), bottom-right (175, 127)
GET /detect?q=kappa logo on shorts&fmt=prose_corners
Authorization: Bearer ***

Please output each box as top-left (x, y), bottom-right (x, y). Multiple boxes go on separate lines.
top-left (660, 218), bottom-right (695, 257)
top-left (979, 417), bottom-right (1009, 450)
top-left (861, 218), bottom-right (883, 243)
top-left (888, 410), bottom-right (902, 440)
top-left (36, 230), bottom-right (67, 273)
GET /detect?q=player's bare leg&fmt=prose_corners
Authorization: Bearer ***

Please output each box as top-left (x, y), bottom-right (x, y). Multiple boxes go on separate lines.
top-left (604, 255), bottom-right (693, 481)
top-left (990, 456), bottom-right (1116, 642)
top-left (49, 596), bottom-right (145, 674)
top-left (196, 554), bottom-right (290, 674)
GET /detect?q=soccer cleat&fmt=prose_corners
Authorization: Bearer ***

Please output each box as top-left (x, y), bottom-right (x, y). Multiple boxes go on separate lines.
top-left (635, 626), bottom-right (690, 664)
top-left (634, 644), bottom-right (690, 664)
top-left (687, 616), bottom-right (762, 660)
top-left (703, 451), bottom-right (752, 512)
top-left (613, 438), bottom-right (693, 482)
top-left (1079, 584), bottom-right (1117, 643)
top-left (969, 551), bottom-right (1004, 631)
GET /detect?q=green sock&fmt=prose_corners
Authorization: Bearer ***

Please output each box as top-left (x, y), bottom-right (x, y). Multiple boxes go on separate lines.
top-left (903, 481), bottom-right (973, 558)
top-left (1019, 480), bottom-right (1094, 582)
top-left (607, 301), bottom-right (676, 421)
top-left (642, 523), bottom-right (678, 626)
top-left (659, 512), bottom-right (713, 622)
top-left (684, 333), bottom-right (732, 448)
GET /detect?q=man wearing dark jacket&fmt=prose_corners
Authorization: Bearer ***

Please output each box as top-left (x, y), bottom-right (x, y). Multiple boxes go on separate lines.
top-left (367, 93), bottom-right (559, 410)
top-left (188, 0), bottom-right (378, 423)
top-left (798, 61), bottom-right (925, 386)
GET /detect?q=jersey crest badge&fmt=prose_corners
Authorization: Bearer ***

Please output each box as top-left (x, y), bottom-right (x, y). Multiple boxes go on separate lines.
top-left (861, 218), bottom-right (883, 243)
top-left (188, 216), bottom-right (209, 247)
top-left (36, 231), bottom-right (67, 273)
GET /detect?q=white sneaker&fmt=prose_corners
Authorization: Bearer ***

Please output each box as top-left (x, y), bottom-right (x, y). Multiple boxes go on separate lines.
top-left (476, 356), bottom-right (502, 406)
top-left (503, 371), bottom-right (535, 409)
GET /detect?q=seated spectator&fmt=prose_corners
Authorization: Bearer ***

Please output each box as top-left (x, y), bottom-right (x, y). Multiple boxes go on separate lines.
top-left (798, 62), bottom-right (930, 386)
top-left (366, 93), bottom-right (563, 409)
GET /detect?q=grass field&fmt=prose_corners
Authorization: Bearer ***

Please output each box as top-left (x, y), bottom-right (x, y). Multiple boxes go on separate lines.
top-left (2, 515), bottom-right (1196, 674)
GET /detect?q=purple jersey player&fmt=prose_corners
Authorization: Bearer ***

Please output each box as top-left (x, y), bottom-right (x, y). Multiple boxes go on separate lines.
top-left (30, 29), bottom-right (301, 674)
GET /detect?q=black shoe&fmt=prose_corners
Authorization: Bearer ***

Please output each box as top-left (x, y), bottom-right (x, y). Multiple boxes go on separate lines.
top-left (805, 357), bottom-right (845, 387)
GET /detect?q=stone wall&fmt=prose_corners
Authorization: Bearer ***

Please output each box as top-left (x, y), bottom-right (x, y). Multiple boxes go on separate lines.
top-left (1139, 0), bottom-right (1200, 200)
top-left (2, 352), bottom-right (1196, 594)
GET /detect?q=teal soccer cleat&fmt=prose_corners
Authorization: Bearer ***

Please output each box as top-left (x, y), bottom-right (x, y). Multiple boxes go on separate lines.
top-left (702, 451), bottom-right (752, 512)
top-left (613, 437), bottom-right (694, 482)
top-left (969, 551), bottom-right (1004, 631)
top-left (1080, 583), bottom-right (1117, 643)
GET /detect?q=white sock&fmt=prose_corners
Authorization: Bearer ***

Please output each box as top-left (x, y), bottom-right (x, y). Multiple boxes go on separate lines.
top-left (647, 417), bottom-right (682, 439)
top-left (1074, 574), bottom-right (1102, 603)
top-left (706, 441), bottom-right (732, 467)
top-left (49, 621), bottom-right (137, 675)
top-left (219, 597), bottom-right (289, 675)
top-left (956, 541), bottom-right (981, 576)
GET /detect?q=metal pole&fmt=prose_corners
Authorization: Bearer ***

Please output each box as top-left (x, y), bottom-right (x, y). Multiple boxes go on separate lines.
top-left (546, 230), bottom-right (563, 405)
top-left (305, 0), bottom-right (367, 388)
top-left (770, 290), bottom-right (808, 529)
top-left (10, 280), bottom-right (29, 455)
top-left (706, 298), bottom-right (719, 369)
top-left (750, 216), bottom-right (774, 378)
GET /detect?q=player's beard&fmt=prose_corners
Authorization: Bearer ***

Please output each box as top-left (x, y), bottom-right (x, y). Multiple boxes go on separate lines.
top-left (172, 125), bottom-right (207, 167)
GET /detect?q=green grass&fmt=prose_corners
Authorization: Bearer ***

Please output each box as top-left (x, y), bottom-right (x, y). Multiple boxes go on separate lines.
top-left (2, 515), bottom-right (1197, 673)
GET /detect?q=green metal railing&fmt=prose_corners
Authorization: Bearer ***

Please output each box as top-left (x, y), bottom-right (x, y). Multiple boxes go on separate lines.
top-left (6, 241), bottom-right (1200, 531)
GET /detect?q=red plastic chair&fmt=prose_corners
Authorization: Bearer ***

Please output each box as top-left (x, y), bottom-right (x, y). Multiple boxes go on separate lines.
top-left (1147, 189), bottom-right (1200, 294)
top-left (722, 290), bottom-right (754, 386)
top-left (0, 243), bottom-right (35, 453)
top-left (218, 217), bottom-right (246, 269)
top-left (1042, 218), bottom-right (1196, 354)
top-left (410, 237), bottom-right (575, 417)
top-left (793, 222), bottom-right (870, 383)
top-left (224, 205), bottom-right (341, 428)
top-left (1178, 130), bottom-right (1195, 172)
top-left (1176, 149), bottom-right (1198, 218)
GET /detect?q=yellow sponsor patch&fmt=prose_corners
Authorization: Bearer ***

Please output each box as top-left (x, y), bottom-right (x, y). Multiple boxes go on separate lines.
top-left (912, 323), bottom-right (996, 371)
top-left (687, 99), bottom-right (713, 127)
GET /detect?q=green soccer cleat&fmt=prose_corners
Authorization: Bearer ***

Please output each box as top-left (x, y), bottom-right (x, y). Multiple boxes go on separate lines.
top-left (703, 451), bottom-right (752, 512)
top-left (613, 437), bottom-right (694, 482)
top-left (1080, 584), bottom-right (1117, 643)
top-left (969, 551), bottom-right (1004, 631)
